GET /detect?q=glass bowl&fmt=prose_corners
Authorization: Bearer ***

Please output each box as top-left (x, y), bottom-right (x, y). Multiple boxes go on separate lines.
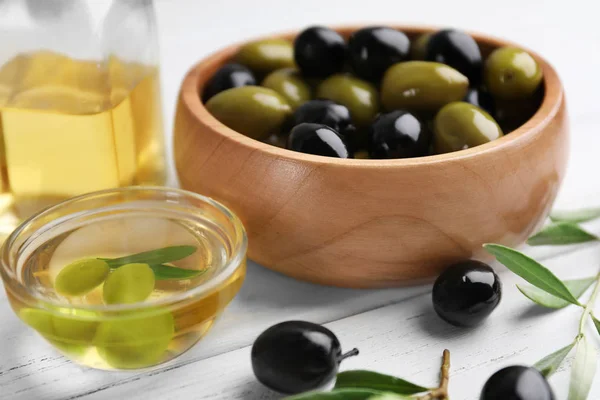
top-left (0, 187), bottom-right (247, 370)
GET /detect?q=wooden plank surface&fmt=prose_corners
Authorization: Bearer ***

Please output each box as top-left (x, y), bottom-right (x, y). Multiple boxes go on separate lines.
top-left (2, 0), bottom-right (600, 399)
top-left (6, 245), bottom-right (597, 400)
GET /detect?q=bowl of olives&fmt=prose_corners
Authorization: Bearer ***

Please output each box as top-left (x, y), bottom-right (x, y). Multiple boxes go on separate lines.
top-left (174, 25), bottom-right (568, 288)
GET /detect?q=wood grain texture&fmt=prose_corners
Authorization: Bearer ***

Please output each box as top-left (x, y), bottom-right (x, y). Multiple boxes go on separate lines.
top-left (0, 237), bottom-right (590, 400)
top-left (5, 244), bottom-right (595, 400)
top-left (174, 26), bottom-right (569, 288)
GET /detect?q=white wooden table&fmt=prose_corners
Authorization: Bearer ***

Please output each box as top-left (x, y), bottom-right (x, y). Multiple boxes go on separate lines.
top-left (2, 0), bottom-right (600, 399)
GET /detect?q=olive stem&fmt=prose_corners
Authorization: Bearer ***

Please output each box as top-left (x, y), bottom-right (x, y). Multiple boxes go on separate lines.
top-left (439, 349), bottom-right (450, 398)
top-left (577, 273), bottom-right (600, 336)
top-left (339, 348), bottom-right (359, 362)
top-left (415, 349), bottom-right (451, 400)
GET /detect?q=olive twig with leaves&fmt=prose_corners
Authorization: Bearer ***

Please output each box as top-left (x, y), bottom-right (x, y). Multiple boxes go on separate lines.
top-left (485, 208), bottom-right (600, 400)
top-left (280, 349), bottom-right (451, 400)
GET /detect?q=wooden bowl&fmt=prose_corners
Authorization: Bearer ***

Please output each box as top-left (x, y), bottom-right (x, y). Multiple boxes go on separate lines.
top-left (174, 25), bottom-right (568, 288)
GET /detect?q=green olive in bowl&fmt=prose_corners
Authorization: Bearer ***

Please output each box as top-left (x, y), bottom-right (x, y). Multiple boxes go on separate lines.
top-left (411, 33), bottom-right (431, 60)
top-left (433, 101), bottom-right (503, 154)
top-left (206, 86), bottom-right (292, 139)
top-left (316, 74), bottom-right (379, 128)
top-left (381, 61), bottom-right (469, 112)
top-left (262, 68), bottom-right (311, 110)
top-left (235, 39), bottom-right (295, 76)
top-left (484, 47), bottom-right (543, 100)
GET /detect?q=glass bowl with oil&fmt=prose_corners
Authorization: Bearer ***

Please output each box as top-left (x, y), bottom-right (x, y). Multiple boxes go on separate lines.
top-left (0, 187), bottom-right (247, 370)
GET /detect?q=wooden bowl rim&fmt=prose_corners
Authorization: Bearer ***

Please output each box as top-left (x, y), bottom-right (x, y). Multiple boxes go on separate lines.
top-left (179, 24), bottom-right (564, 169)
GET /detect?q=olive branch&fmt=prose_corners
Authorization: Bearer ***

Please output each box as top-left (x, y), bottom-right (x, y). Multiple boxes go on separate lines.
top-left (285, 208), bottom-right (600, 400)
top-left (485, 207), bottom-right (600, 400)
top-left (286, 350), bottom-right (451, 400)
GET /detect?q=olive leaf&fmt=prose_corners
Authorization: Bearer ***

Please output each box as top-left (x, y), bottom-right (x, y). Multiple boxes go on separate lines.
top-left (534, 342), bottom-right (576, 377)
top-left (517, 277), bottom-right (596, 309)
top-left (568, 335), bottom-right (597, 400)
top-left (591, 315), bottom-right (600, 336)
top-left (550, 207), bottom-right (600, 224)
top-left (484, 244), bottom-right (581, 306)
top-left (149, 264), bottom-right (206, 280)
top-left (527, 222), bottom-right (598, 246)
top-left (366, 394), bottom-right (412, 400)
top-left (101, 246), bottom-right (197, 268)
top-left (335, 370), bottom-right (429, 395)
top-left (98, 246), bottom-right (200, 281)
top-left (284, 389), bottom-right (383, 400)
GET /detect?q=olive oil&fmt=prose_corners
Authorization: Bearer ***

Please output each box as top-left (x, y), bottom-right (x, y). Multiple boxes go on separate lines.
top-left (8, 215), bottom-right (245, 370)
top-left (0, 52), bottom-right (166, 233)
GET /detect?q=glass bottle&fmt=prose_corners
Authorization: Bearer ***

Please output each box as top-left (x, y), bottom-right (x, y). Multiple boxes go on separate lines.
top-left (0, 0), bottom-right (166, 235)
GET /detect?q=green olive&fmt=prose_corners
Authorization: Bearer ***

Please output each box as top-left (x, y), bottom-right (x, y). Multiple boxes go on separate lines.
top-left (206, 86), bottom-right (292, 140)
top-left (94, 309), bottom-right (174, 369)
top-left (20, 308), bottom-right (54, 336)
top-left (103, 263), bottom-right (155, 305)
top-left (20, 308), bottom-right (98, 355)
top-left (381, 61), bottom-right (469, 112)
top-left (316, 74), bottom-right (379, 128)
top-left (484, 47), bottom-right (543, 100)
top-left (433, 101), bottom-right (503, 154)
top-left (235, 39), bottom-right (295, 76)
top-left (262, 68), bottom-right (311, 110)
top-left (52, 311), bottom-right (99, 343)
top-left (54, 258), bottom-right (110, 296)
top-left (411, 33), bottom-right (431, 60)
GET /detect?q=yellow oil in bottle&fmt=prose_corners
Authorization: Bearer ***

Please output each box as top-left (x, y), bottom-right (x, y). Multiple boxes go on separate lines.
top-left (0, 52), bottom-right (166, 233)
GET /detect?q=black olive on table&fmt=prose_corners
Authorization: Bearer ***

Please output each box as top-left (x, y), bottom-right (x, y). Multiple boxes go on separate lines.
top-left (348, 27), bottom-right (410, 82)
top-left (287, 123), bottom-right (350, 158)
top-left (368, 110), bottom-right (431, 159)
top-left (294, 26), bottom-right (347, 78)
top-left (432, 260), bottom-right (501, 327)
top-left (202, 63), bottom-right (257, 102)
top-left (463, 87), bottom-right (495, 116)
top-left (426, 29), bottom-right (482, 84)
top-left (480, 366), bottom-right (555, 400)
top-left (251, 321), bottom-right (359, 394)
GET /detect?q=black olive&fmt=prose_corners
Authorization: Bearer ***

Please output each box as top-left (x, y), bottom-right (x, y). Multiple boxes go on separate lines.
top-left (426, 29), bottom-right (482, 84)
top-left (464, 87), bottom-right (495, 116)
top-left (432, 260), bottom-right (501, 327)
top-left (251, 321), bottom-right (359, 394)
top-left (294, 26), bottom-right (347, 78)
top-left (289, 100), bottom-right (359, 153)
top-left (480, 366), bottom-right (555, 400)
top-left (291, 100), bottom-right (353, 134)
top-left (494, 86), bottom-right (544, 133)
top-left (349, 27), bottom-right (410, 82)
top-left (368, 110), bottom-right (431, 159)
top-left (287, 123), bottom-right (350, 158)
top-left (202, 63), bottom-right (257, 102)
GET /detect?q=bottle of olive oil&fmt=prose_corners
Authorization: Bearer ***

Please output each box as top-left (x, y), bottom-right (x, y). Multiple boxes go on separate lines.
top-left (0, 52), bottom-right (166, 231)
top-left (0, 0), bottom-right (166, 235)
